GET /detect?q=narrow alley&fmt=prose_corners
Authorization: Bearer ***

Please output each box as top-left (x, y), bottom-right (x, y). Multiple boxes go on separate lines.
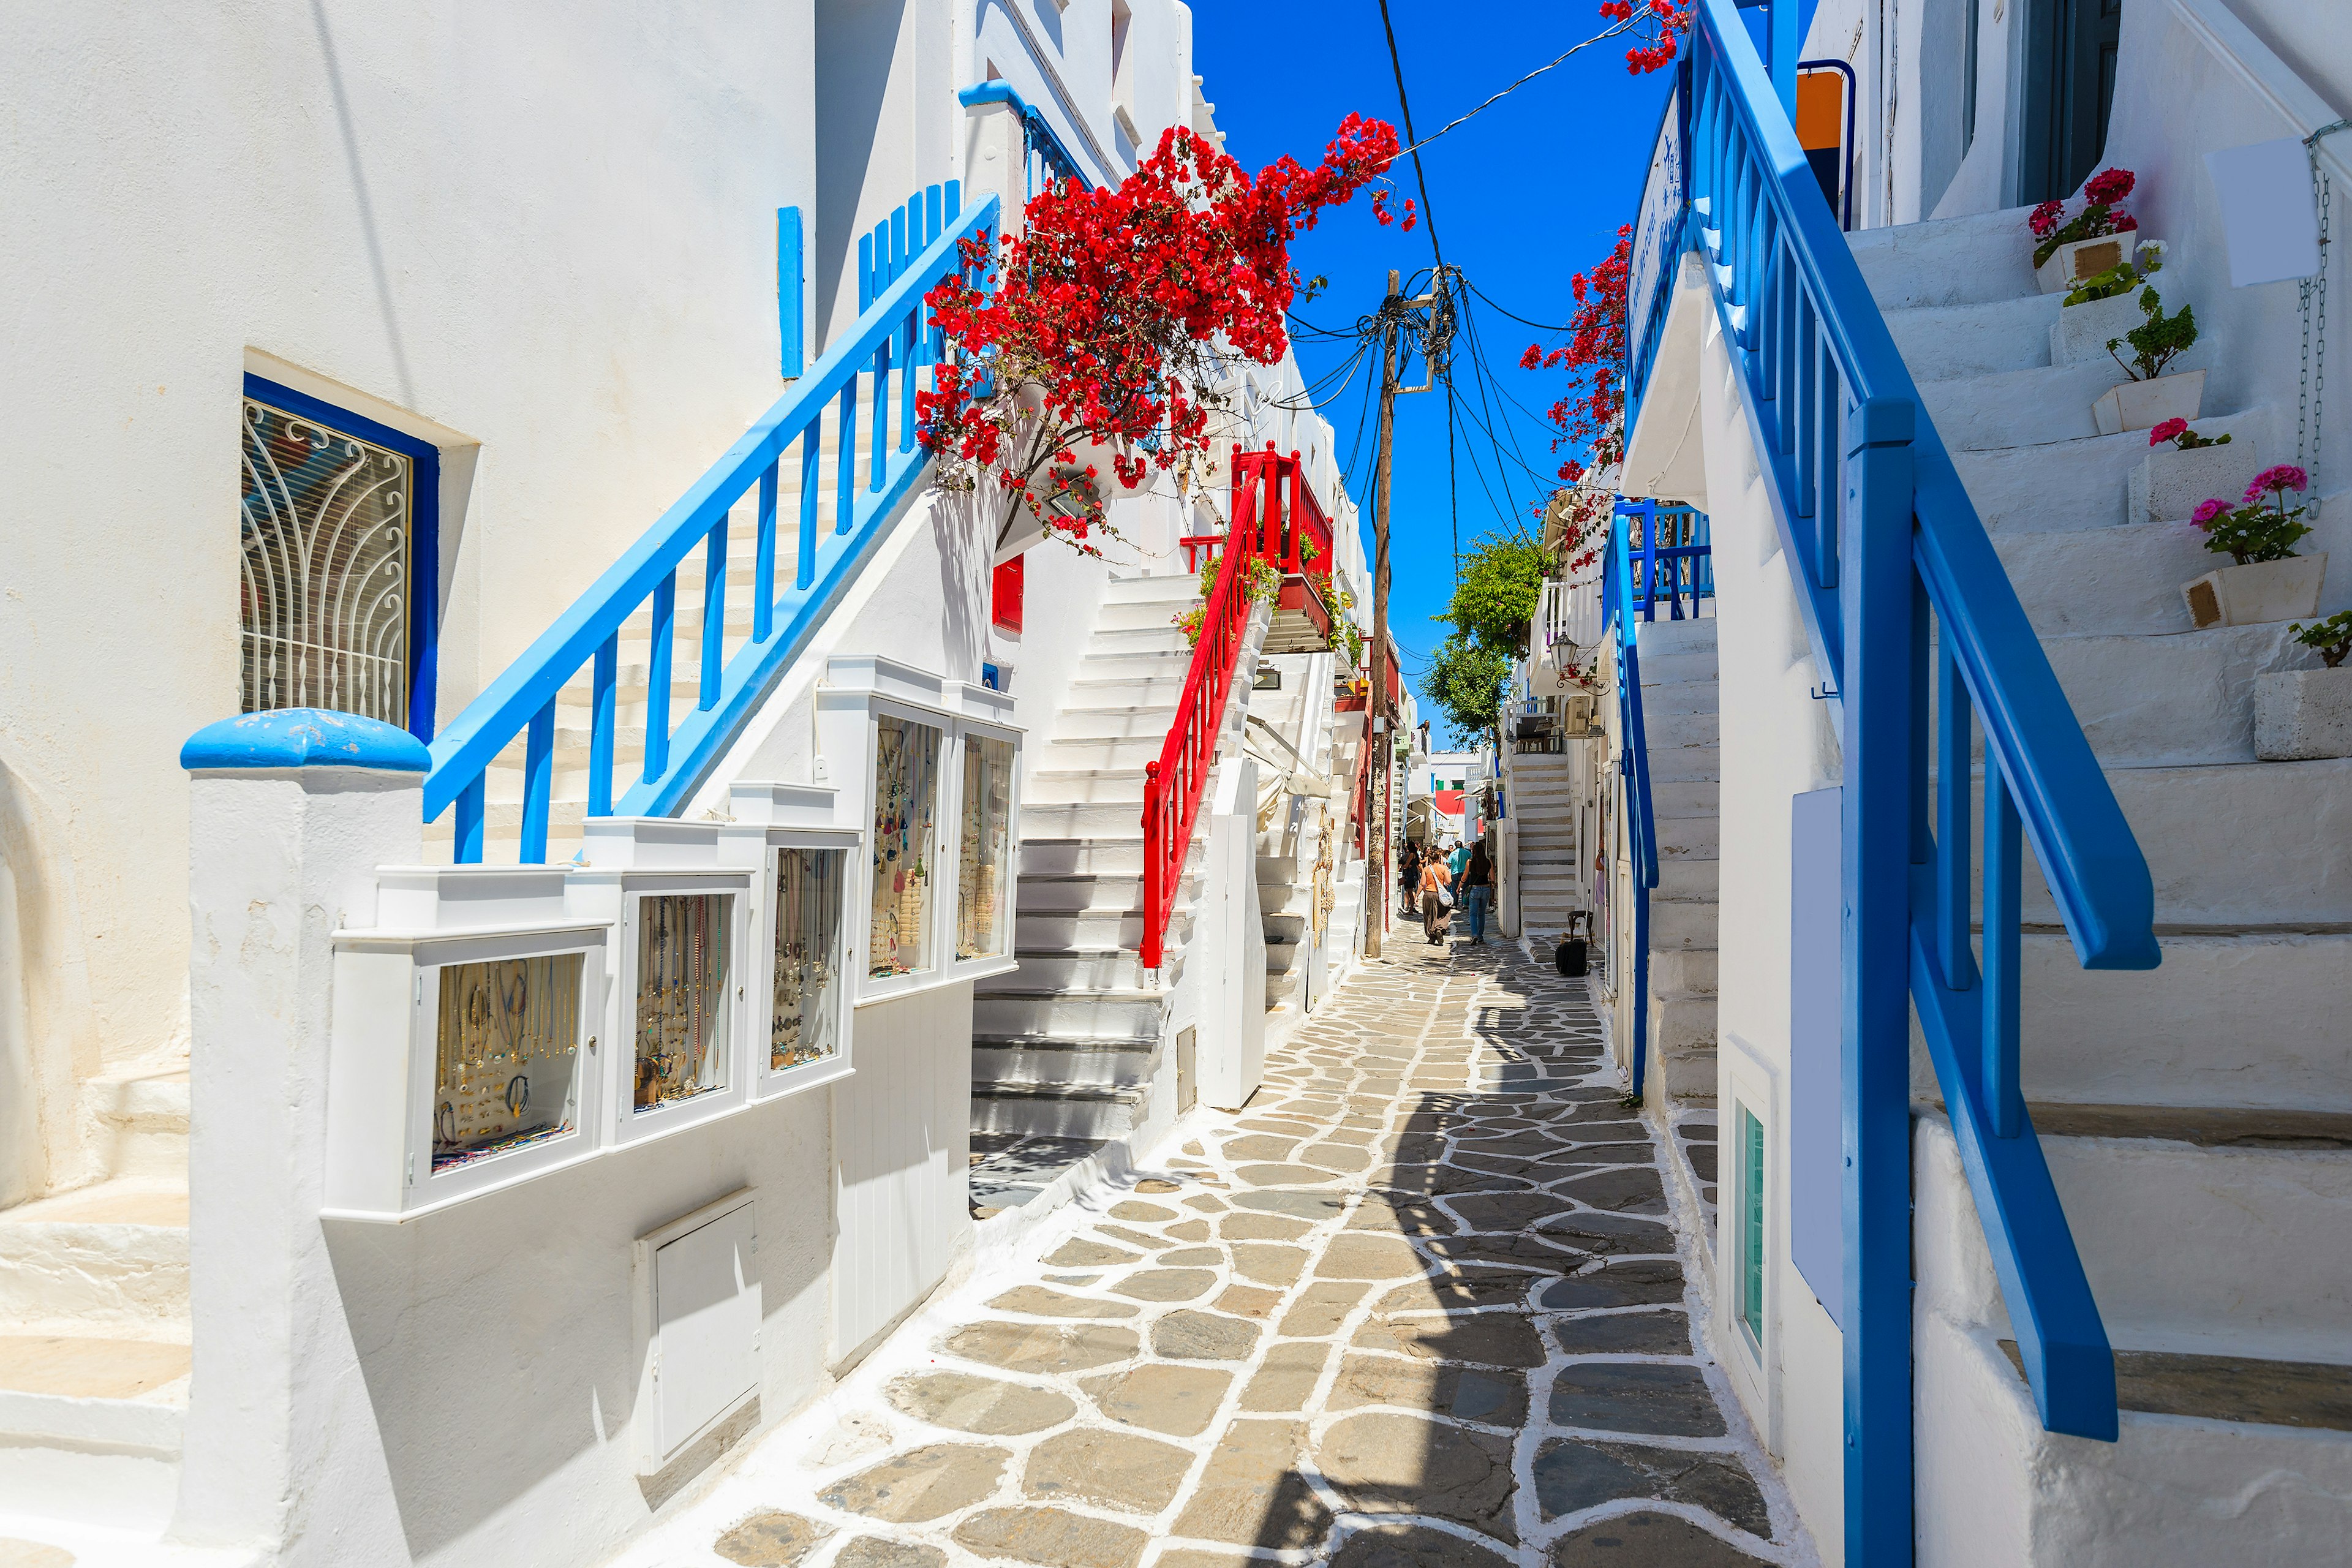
top-left (616, 938), bottom-right (1805, 1568)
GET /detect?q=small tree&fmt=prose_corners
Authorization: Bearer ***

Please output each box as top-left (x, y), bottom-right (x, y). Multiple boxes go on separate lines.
top-left (918, 118), bottom-right (1412, 557)
top-left (1427, 632), bottom-right (1512, 743)
top-left (1443, 535), bottom-right (1550, 654)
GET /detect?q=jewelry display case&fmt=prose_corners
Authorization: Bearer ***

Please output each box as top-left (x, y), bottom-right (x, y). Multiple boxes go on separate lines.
top-left (723, 782), bottom-right (861, 1099)
top-left (815, 657), bottom-right (1024, 1005)
top-left (571, 819), bottom-right (755, 1146)
top-left (952, 727), bottom-right (1018, 971)
top-left (326, 867), bottom-right (608, 1219)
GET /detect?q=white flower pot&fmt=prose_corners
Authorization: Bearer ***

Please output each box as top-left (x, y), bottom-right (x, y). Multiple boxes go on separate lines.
top-left (2094, 369), bottom-right (2205, 436)
top-left (2129, 438), bottom-right (2258, 524)
top-left (2180, 554), bottom-right (2326, 630)
top-left (2051, 290), bottom-right (2151, 366)
top-left (2036, 232), bottom-right (2138, 295)
top-left (2256, 666), bottom-right (2352, 760)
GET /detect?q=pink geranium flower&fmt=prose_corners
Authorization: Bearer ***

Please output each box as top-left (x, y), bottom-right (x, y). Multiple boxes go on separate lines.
top-left (2193, 499), bottom-right (2229, 527)
top-left (2149, 418), bottom-right (2188, 447)
top-left (2245, 465), bottom-right (2310, 502)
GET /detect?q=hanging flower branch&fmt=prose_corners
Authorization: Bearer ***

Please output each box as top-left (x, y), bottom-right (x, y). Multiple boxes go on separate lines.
top-left (916, 116), bottom-right (1412, 556)
top-left (1601, 0), bottom-right (1692, 74)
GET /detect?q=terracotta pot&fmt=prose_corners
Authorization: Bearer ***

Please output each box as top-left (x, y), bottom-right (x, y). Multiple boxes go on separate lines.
top-left (2093, 369), bottom-right (2205, 436)
top-left (2180, 554), bottom-right (2326, 629)
top-left (2036, 232), bottom-right (2138, 294)
top-left (2256, 666), bottom-right (2352, 760)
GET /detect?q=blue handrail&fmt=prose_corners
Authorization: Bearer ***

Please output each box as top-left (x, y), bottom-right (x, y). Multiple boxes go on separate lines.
top-left (1623, 0), bottom-right (2163, 1556)
top-left (958, 81), bottom-right (1092, 195)
top-left (425, 185), bottom-right (999, 859)
top-left (1625, 502), bottom-right (1714, 621)
top-left (1601, 508), bottom-right (1659, 1100)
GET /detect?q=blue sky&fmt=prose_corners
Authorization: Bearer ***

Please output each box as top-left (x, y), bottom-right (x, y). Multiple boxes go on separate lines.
top-left (1190, 2), bottom-right (1672, 739)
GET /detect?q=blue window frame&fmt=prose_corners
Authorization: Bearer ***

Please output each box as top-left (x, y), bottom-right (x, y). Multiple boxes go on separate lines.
top-left (239, 374), bottom-right (442, 741)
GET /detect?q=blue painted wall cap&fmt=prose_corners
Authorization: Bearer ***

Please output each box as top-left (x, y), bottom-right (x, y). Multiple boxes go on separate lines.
top-left (181, 710), bottom-right (431, 774)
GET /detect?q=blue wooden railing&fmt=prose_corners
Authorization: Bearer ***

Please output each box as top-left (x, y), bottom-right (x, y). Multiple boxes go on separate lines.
top-left (1625, 0), bottom-right (2161, 1557)
top-left (1601, 507), bottom-right (1660, 1100)
top-left (424, 185), bottom-right (998, 861)
top-left (958, 81), bottom-right (1091, 195)
top-left (1625, 501), bottom-right (1714, 621)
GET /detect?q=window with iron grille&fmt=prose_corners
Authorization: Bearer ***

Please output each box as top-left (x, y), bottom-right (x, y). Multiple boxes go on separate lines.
top-left (238, 377), bottom-right (440, 736)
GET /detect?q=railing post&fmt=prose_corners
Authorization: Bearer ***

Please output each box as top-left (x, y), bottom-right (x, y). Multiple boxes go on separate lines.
top-left (589, 634), bottom-right (617, 817)
top-left (700, 518), bottom-right (728, 710)
top-left (755, 462), bottom-right (778, 644)
top-left (644, 570), bottom-right (676, 785)
top-left (1142, 764), bottom-right (1164, 971)
top-left (1984, 763), bottom-right (2024, 1137)
top-left (1839, 396), bottom-right (1917, 1568)
top-left (520, 697), bottom-right (555, 864)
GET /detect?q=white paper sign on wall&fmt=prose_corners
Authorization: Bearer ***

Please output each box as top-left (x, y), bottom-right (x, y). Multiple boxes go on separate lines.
top-left (2204, 137), bottom-right (2321, 288)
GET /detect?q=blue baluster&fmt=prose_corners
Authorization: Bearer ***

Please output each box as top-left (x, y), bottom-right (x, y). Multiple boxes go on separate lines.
top-left (797, 421), bottom-right (820, 587)
top-left (455, 774), bottom-right (486, 865)
top-left (1984, 759), bottom-right (2024, 1137)
top-left (837, 383), bottom-right (858, 536)
top-left (520, 698), bottom-right (554, 864)
top-left (1936, 635), bottom-right (1977, 990)
top-left (589, 635), bottom-right (617, 816)
top-left (644, 573), bottom-right (675, 785)
top-left (700, 517), bottom-right (727, 710)
top-left (755, 462), bottom-right (777, 643)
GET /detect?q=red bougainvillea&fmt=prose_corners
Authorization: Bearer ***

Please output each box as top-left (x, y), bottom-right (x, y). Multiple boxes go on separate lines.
top-left (1516, 222), bottom-right (1638, 574)
top-left (917, 116), bottom-right (1410, 554)
top-left (1602, 0), bottom-right (1692, 74)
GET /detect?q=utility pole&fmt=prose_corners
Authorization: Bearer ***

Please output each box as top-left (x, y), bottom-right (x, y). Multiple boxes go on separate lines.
top-left (1364, 270), bottom-right (1401, 959)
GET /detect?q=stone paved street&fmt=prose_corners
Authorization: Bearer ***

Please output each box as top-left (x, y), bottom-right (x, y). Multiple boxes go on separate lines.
top-left (614, 934), bottom-right (1812, 1568)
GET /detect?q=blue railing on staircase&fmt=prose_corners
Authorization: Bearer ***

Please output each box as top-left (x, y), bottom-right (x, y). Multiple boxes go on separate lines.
top-left (1624, 0), bottom-right (2162, 1558)
top-left (423, 184), bottom-right (999, 861)
top-left (1601, 508), bottom-right (1660, 1101)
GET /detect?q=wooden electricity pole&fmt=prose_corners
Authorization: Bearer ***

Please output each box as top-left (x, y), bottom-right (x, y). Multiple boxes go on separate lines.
top-left (1364, 270), bottom-right (1401, 960)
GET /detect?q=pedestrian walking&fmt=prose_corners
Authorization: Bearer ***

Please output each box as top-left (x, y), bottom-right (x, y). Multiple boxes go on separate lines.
top-left (1463, 837), bottom-right (1497, 945)
top-left (1419, 850), bottom-right (1454, 944)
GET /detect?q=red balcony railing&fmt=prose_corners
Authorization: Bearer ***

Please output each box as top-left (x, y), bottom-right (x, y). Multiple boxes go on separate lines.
top-left (1139, 445), bottom-right (1339, 970)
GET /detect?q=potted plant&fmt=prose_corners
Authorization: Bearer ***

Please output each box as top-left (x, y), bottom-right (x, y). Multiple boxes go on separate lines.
top-left (2092, 284), bottom-right (2204, 435)
top-left (2257, 611), bottom-right (2352, 760)
top-left (2030, 168), bottom-right (2141, 294)
top-left (2130, 416), bottom-right (2253, 523)
top-left (2052, 241), bottom-right (2167, 366)
top-left (2181, 465), bottom-right (2324, 628)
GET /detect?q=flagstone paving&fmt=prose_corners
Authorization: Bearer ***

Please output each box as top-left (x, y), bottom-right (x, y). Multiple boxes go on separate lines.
top-left (630, 935), bottom-right (1811, 1568)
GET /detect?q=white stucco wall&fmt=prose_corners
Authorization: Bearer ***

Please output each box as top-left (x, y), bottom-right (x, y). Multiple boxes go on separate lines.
top-left (0, 2), bottom-right (817, 1185)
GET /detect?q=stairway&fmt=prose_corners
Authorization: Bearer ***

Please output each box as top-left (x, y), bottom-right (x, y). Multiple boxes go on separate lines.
top-left (1245, 655), bottom-right (1338, 1017)
top-left (1508, 747), bottom-right (1581, 943)
top-left (970, 573), bottom-right (1226, 1140)
top-left (0, 1063), bottom-right (192, 1528)
top-left (1635, 615), bottom-right (1721, 1106)
top-left (426, 390), bottom-right (888, 864)
top-left (1855, 204), bottom-right (2352, 1558)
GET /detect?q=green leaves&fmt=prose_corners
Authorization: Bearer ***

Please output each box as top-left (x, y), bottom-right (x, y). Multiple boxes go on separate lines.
top-left (1426, 633), bottom-right (1513, 741)
top-left (1440, 536), bottom-right (1548, 654)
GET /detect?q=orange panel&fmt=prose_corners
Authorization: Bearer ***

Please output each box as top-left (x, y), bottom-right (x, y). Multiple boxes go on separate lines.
top-left (1796, 72), bottom-right (1843, 151)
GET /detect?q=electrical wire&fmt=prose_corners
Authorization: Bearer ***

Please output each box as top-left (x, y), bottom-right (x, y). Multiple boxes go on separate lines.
top-left (1396, 15), bottom-right (1644, 159)
top-left (1374, 0), bottom-right (1445, 271)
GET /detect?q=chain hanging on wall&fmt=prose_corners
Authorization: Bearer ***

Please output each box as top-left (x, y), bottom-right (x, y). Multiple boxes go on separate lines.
top-left (2299, 121), bottom-right (2351, 500)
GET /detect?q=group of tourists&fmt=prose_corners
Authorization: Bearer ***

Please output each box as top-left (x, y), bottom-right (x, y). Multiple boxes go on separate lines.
top-left (1398, 834), bottom-right (1496, 946)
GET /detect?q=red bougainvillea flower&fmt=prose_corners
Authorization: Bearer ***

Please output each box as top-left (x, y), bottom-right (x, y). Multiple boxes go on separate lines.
top-left (918, 115), bottom-right (1406, 550)
top-left (2084, 167), bottom-right (2137, 205)
top-left (2193, 498), bottom-right (2230, 527)
top-left (1602, 0), bottom-right (1689, 74)
top-left (2247, 464), bottom-right (2310, 501)
top-left (2148, 418), bottom-right (2188, 446)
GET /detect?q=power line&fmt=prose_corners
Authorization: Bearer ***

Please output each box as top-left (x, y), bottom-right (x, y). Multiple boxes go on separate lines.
top-left (1395, 15), bottom-right (1643, 160)
top-left (1374, 0), bottom-right (1444, 272)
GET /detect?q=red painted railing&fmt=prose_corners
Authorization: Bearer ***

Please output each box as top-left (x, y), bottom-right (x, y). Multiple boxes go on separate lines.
top-left (1138, 445), bottom-right (1336, 970)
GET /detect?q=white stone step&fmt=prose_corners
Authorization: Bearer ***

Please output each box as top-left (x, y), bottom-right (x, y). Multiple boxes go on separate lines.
top-left (0, 1180), bottom-right (188, 1332)
top-left (1087, 626), bottom-right (1194, 657)
top-left (1997, 521), bottom-right (2212, 638)
top-left (78, 1069), bottom-right (188, 1185)
top-left (1656, 815), bottom-right (1720, 861)
top-left (1651, 948), bottom-right (1718, 995)
top-left (2012, 757), bottom-right (2352, 927)
top-left (1953, 407), bottom-right (2269, 538)
top-left (1096, 598), bottom-right (1200, 631)
top-left (1079, 650), bottom-right (1197, 681)
top-left (1638, 648), bottom-right (1721, 686)
top-left (1634, 617), bottom-right (1717, 655)
top-left (1025, 771), bottom-right (1151, 807)
top-left (2044, 622), bottom-right (2311, 768)
top-left (1102, 573), bottom-right (1205, 605)
top-left (1885, 293), bottom-right (2059, 380)
top-left (973, 989), bottom-right (1166, 1040)
top-left (1649, 899), bottom-right (1718, 951)
top-left (1016, 907), bottom-right (1193, 952)
top-left (1648, 778), bottom-right (1720, 818)
top-left (1848, 203), bottom-right (2041, 309)
top-left (971, 1082), bottom-right (1152, 1142)
top-left (1643, 709), bottom-right (1720, 750)
top-left (0, 1330), bottom-right (186, 1530)
top-left (1921, 361), bottom-right (2139, 452)
top-left (2019, 929), bottom-right (2352, 1114)
top-left (1039, 736), bottom-right (1170, 770)
top-left (971, 1032), bottom-right (1159, 1088)
top-left (1052, 706), bottom-right (1183, 742)
top-left (1063, 676), bottom-right (1194, 709)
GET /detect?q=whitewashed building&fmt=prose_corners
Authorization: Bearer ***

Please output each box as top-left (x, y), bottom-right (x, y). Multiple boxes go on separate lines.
top-left (0, 4), bottom-right (1380, 1562)
top-left (1595, 0), bottom-right (2352, 1562)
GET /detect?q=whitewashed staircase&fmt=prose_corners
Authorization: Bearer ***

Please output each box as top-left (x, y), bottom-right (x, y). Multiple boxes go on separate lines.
top-left (970, 573), bottom-right (1232, 1139)
top-left (1853, 203), bottom-right (2352, 1560)
top-left (426, 396), bottom-right (886, 864)
top-left (1510, 747), bottom-right (1583, 943)
top-left (1635, 615), bottom-right (1721, 1106)
top-left (0, 1062), bottom-right (193, 1528)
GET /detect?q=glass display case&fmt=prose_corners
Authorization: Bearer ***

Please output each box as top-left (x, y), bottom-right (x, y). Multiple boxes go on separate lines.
top-left (770, 846), bottom-right (846, 1074)
top-left (326, 862), bottom-right (610, 1219)
top-left (957, 733), bottom-right (1016, 963)
top-left (868, 714), bottom-right (941, 980)
top-left (631, 892), bottom-right (734, 1113)
top-left (432, 953), bottom-right (587, 1174)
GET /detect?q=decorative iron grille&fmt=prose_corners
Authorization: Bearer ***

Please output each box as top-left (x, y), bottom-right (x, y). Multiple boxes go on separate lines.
top-left (239, 398), bottom-right (411, 725)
